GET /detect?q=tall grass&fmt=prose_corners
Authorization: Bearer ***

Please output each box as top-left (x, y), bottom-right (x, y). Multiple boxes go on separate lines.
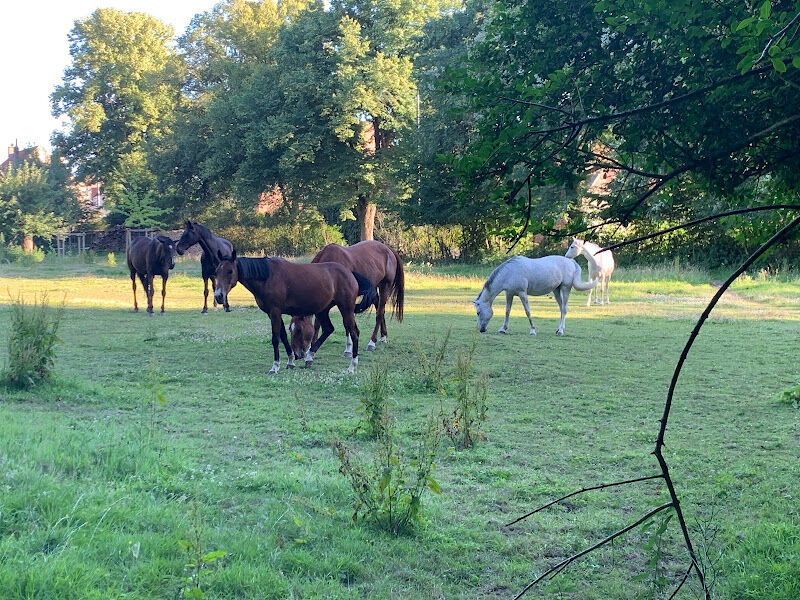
top-left (3, 294), bottom-right (64, 388)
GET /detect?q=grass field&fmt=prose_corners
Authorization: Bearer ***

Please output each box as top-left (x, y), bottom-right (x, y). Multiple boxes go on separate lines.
top-left (0, 255), bottom-right (798, 599)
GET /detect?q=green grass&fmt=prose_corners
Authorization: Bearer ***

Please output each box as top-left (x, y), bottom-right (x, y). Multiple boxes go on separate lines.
top-left (0, 256), bottom-right (798, 599)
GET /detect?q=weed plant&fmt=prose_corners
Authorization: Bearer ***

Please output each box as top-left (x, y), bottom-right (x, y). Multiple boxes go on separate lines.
top-left (179, 501), bottom-right (228, 598)
top-left (357, 361), bottom-right (391, 438)
top-left (413, 325), bottom-right (451, 392)
top-left (442, 339), bottom-right (488, 449)
top-left (333, 411), bottom-right (441, 534)
top-left (3, 293), bottom-right (63, 388)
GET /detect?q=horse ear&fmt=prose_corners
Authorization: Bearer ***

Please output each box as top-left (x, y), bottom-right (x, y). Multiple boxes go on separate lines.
top-left (289, 322), bottom-right (295, 332)
top-left (185, 220), bottom-right (191, 229)
top-left (231, 248), bottom-right (237, 261)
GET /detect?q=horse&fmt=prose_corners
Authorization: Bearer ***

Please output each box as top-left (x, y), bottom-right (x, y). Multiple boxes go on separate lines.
top-left (126, 235), bottom-right (176, 316)
top-left (175, 221), bottom-right (234, 313)
top-left (311, 241), bottom-right (404, 355)
top-left (565, 238), bottom-right (615, 306)
top-left (473, 255), bottom-right (598, 336)
top-left (289, 316), bottom-right (315, 362)
top-left (213, 249), bottom-right (379, 374)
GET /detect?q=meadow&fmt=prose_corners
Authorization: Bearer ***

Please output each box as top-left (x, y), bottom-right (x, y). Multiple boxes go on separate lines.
top-left (0, 255), bottom-right (798, 599)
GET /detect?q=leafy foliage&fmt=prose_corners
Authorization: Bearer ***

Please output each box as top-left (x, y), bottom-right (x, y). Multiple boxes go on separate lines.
top-left (3, 294), bottom-right (64, 389)
top-left (442, 340), bottom-right (488, 449)
top-left (357, 361), bottom-right (391, 439)
top-left (333, 411), bottom-right (441, 534)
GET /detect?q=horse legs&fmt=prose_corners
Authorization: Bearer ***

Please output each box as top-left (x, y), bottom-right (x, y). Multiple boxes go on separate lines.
top-left (268, 313), bottom-right (285, 374)
top-left (517, 292), bottom-right (536, 335)
top-left (278, 320), bottom-right (296, 369)
top-left (604, 274), bottom-right (612, 304)
top-left (308, 311), bottom-right (335, 366)
top-left (341, 311), bottom-right (360, 374)
top-left (586, 282), bottom-right (594, 306)
top-left (202, 276), bottom-right (210, 313)
top-left (555, 284), bottom-right (570, 335)
top-left (130, 270), bottom-right (139, 312)
top-left (160, 275), bottom-right (167, 314)
top-left (343, 333), bottom-right (353, 358)
top-left (498, 290), bottom-right (514, 333)
top-left (142, 273), bottom-right (154, 315)
top-left (368, 284), bottom-right (389, 350)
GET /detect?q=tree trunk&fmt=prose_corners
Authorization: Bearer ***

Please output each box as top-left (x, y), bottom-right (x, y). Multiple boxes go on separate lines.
top-left (22, 236), bottom-right (34, 252)
top-left (357, 195), bottom-right (377, 241)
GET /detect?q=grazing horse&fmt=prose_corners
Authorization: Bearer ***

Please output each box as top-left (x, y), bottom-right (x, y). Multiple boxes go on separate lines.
top-left (126, 235), bottom-right (176, 315)
top-left (289, 316), bottom-right (315, 362)
top-left (565, 238), bottom-right (615, 306)
top-left (473, 255), bottom-right (598, 336)
top-left (213, 250), bottom-right (378, 374)
top-left (311, 241), bottom-right (404, 355)
top-left (175, 221), bottom-right (234, 313)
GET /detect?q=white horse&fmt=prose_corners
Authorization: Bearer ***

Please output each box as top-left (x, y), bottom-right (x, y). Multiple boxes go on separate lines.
top-left (473, 255), bottom-right (598, 336)
top-left (565, 238), bottom-right (615, 306)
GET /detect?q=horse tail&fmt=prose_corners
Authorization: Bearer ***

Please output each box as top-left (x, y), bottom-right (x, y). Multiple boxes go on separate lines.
top-left (352, 271), bottom-right (379, 313)
top-left (388, 247), bottom-right (405, 322)
top-left (571, 261), bottom-right (599, 291)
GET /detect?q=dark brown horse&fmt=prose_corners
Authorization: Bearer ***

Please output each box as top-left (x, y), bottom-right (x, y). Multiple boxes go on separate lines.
top-left (175, 221), bottom-right (234, 313)
top-left (311, 241), bottom-right (404, 354)
top-left (126, 235), bottom-right (176, 315)
top-left (213, 250), bottom-right (378, 374)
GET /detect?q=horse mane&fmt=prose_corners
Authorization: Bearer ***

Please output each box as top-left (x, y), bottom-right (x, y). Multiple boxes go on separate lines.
top-left (483, 256), bottom-right (524, 292)
top-left (236, 257), bottom-right (271, 281)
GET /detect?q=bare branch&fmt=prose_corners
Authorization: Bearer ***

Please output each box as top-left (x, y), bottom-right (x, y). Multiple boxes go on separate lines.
top-left (595, 205), bottom-right (800, 255)
top-left (667, 561), bottom-right (696, 600)
top-left (513, 503), bottom-right (675, 599)
top-left (505, 473), bottom-right (665, 527)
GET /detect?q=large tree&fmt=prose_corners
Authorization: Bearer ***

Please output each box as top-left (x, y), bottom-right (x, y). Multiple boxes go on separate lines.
top-left (51, 9), bottom-right (182, 191)
top-left (452, 0), bottom-right (800, 254)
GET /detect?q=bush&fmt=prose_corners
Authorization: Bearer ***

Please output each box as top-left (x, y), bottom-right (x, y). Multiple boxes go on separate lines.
top-left (4, 294), bottom-right (64, 388)
top-left (357, 362), bottom-right (391, 439)
top-left (0, 245), bottom-right (45, 265)
top-left (333, 411), bottom-right (441, 534)
top-left (776, 384), bottom-right (800, 409)
top-left (442, 341), bottom-right (489, 449)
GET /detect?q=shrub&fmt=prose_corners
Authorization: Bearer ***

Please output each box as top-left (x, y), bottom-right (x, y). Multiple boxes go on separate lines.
top-left (356, 362), bottom-right (391, 438)
top-left (107, 252), bottom-right (117, 266)
top-left (4, 294), bottom-right (64, 388)
top-left (776, 384), bottom-right (800, 409)
top-left (0, 245), bottom-right (45, 265)
top-left (333, 411), bottom-right (441, 534)
top-left (413, 326), bottom-right (451, 393)
top-left (442, 341), bottom-right (488, 449)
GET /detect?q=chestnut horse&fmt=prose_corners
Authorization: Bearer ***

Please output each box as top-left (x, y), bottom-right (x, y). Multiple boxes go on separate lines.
top-left (175, 221), bottom-right (234, 313)
top-left (311, 241), bottom-right (404, 354)
top-left (126, 235), bottom-right (176, 315)
top-left (213, 250), bottom-right (378, 374)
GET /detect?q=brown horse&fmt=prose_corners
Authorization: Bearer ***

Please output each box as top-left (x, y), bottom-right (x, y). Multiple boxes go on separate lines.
top-left (213, 250), bottom-right (378, 374)
top-left (289, 316), bottom-right (315, 362)
top-left (175, 221), bottom-right (234, 313)
top-left (311, 241), bottom-right (404, 354)
top-left (126, 235), bottom-right (176, 315)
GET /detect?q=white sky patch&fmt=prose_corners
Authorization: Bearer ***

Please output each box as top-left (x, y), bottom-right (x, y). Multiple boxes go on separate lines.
top-left (1, 1), bottom-right (216, 151)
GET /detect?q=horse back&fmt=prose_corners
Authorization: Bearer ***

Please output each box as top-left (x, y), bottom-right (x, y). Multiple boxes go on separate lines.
top-left (312, 241), bottom-right (394, 286)
top-left (253, 259), bottom-right (355, 316)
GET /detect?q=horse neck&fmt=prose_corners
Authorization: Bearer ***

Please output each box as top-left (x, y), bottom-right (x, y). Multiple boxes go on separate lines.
top-left (195, 226), bottom-right (219, 258)
top-left (580, 243), bottom-right (601, 270)
top-left (477, 282), bottom-right (501, 306)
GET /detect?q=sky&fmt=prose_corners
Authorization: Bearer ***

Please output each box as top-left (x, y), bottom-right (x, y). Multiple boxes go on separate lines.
top-left (1, 1), bottom-right (217, 154)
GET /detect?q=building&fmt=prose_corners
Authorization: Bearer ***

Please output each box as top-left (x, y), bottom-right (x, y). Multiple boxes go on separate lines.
top-left (1, 143), bottom-right (49, 173)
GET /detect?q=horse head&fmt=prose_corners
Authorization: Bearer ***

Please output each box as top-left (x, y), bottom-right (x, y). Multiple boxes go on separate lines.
top-left (565, 238), bottom-right (585, 259)
top-left (155, 236), bottom-right (176, 270)
top-left (176, 220), bottom-right (201, 255)
top-left (214, 248), bottom-right (238, 305)
top-left (473, 296), bottom-right (492, 333)
top-left (289, 316), bottom-right (314, 360)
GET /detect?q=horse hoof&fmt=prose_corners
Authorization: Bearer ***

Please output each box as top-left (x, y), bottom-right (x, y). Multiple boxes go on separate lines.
top-left (529, 329), bottom-right (536, 335)
top-left (497, 329), bottom-right (507, 334)
top-left (366, 342), bottom-right (376, 351)
top-left (148, 312), bottom-right (154, 318)
top-left (379, 336), bottom-right (387, 344)
top-left (132, 308), bottom-right (139, 313)
top-left (287, 363), bottom-right (295, 370)
top-left (556, 330), bottom-right (564, 336)
top-left (160, 311), bottom-right (165, 315)
top-left (343, 351), bottom-right (353, 358)
top-left (304, 361), bottom-right (313, 368)
top-left (225, 307), bottom-right (231, 313)
top-left (201, 308), bottom-right (208, 314)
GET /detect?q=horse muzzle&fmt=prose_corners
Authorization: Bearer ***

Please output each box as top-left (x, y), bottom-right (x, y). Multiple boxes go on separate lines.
top-left (214, 290), bottom-right (225, 305)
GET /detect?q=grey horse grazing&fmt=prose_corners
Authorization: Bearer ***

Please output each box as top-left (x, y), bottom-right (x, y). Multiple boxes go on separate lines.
top-left (565, 238), bottom-right (615, 306)
top-left (473, 255), bottom-right (598, 335)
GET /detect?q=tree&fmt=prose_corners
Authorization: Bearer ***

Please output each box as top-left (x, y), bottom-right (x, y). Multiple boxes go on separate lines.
top-left (452, 0), bottom-right (800, 255)
top-left (0, 159), bottom-right (78, 250)
top-left (106, 155), bottom-right (167, 228)
top-left (51, 9), bottom-right (182, 190)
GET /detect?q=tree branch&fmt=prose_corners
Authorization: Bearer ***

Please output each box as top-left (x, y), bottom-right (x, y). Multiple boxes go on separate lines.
top-left (505, 473), bottom-right (664, 527)
top-left (756, 11), bottom-right (800, 65)
top-left (513, 503), bottom-right (675, 600)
